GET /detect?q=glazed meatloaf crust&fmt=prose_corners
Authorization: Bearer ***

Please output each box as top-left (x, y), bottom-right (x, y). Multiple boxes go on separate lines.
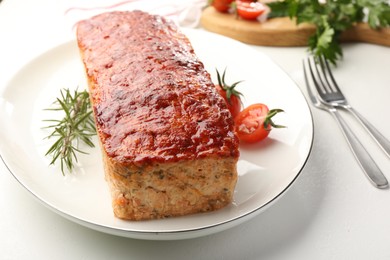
top-left (76, 11), bottom-right (239, 220)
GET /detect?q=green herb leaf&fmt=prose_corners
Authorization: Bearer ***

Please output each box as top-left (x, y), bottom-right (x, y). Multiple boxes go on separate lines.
top-left (267, 0), bottom-right (390, 64)
top-left (43, 88), bottom-right (96, 175)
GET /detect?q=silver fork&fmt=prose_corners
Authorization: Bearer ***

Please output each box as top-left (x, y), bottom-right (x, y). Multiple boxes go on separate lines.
top-left (303, 58), bottom-right (388, 189)
top-left (311, 55), bottom-right (390, 158)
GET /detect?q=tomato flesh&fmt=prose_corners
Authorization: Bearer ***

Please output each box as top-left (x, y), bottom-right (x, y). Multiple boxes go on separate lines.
top-left (235, 103), bottom-right (270, 143)
top-left (236, 1), bottom-right (266, 20)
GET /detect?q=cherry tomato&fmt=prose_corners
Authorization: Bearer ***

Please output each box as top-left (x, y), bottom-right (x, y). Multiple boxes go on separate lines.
top-left (235, 103), bottom-right (284, 143)
top-left (210, 0), bottom-right (234, 13)
top-left (215, 68), bottom-right (243, 118)
top-left (236, 1), bottom-right (266, 20)
top-left (215, 85), bottom-right (242, 118)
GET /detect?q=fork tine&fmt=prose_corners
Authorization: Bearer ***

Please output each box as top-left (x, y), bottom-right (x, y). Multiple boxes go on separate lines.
top-left (302, 59), bottom-right (318, 105)
top-left (306, 56), bottom-right (326, 96)
top-left (321, 56), bottom-right (342, 94)
top-left (312, 56), bottom-right (333, 94)
top-left (318, 56), bottom-right (335, 93)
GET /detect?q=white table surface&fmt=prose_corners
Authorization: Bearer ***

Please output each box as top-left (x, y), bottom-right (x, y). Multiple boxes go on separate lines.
top-left (1, 0), bottom-right (390, 259)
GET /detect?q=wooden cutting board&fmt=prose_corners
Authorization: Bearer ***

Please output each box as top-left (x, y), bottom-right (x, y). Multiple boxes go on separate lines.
top-left (200, 6), bottom-right (390, 47)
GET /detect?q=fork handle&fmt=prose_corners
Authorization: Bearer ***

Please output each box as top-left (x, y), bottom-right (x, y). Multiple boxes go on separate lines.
top-left (330, 109), bottom-right (388, 189)
top-left (345, 107), bottom-right (390, 158)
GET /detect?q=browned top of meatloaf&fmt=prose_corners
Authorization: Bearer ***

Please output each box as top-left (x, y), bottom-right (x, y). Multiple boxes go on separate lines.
top-left (76, 11), bottom-right (239, 165)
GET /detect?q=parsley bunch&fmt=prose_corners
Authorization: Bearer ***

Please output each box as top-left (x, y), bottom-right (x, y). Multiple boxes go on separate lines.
top-left (267, 0), bottom-right (390, 64)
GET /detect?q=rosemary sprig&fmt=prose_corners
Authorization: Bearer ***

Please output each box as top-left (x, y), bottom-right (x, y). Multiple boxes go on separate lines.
top-left (43, 88), bottom-right (96, 175)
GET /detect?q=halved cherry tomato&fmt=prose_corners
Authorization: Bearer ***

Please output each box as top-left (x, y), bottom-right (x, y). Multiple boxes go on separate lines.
top-left (215, 68), bottom-right (243, 118)
top-left (235, 103), bottom-right (284, 143)
top-left (236, 1), bottom-right (266, 20)
top-left (210, 0), bottom-right (234, 13)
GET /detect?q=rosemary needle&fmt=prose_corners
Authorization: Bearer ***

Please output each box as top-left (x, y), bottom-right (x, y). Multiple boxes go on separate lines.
top-left (43, 88), bottom-right (96, 175)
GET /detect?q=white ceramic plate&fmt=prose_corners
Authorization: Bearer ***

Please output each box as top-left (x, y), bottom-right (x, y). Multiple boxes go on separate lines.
top-left (0, 29), bottom-right (313, 240)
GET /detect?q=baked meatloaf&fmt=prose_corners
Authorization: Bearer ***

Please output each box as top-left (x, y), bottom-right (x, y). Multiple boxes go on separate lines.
top-left (76, 10), bottom-right (239, 220)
